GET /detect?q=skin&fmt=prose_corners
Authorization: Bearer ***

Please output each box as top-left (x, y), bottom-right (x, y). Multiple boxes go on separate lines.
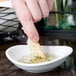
top-left (11, 0), bottom-right (53, 42)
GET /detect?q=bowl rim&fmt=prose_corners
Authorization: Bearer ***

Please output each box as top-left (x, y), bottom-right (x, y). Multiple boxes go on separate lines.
top-left (5, 45), bottom-right (73, 66)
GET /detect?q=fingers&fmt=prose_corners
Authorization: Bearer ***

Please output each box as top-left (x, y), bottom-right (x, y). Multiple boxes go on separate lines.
top-left (25, 0), bottom-right (42, 22)
top-left (12, 0), bottom-right (39, 42)
top-left (12, 0), bottom-right (31, 20)
top-left (12, 0), bottom-right (53, 42)
top-left (38, 0), bottom-right (49, 18)
top-left (25, 0), bottom-right (50, 21)
top-left (47, 0), bottom-right (53, 11)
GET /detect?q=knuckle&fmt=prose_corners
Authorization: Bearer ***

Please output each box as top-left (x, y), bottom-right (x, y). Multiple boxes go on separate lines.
top-left (20, 13), bottom-right (32, 22)
top-left (43, 12), bottom-right (49, 18)
top-left (26, 15), bottom-right (32, 21)
top-left (34, 15), bottom-right (41, 22)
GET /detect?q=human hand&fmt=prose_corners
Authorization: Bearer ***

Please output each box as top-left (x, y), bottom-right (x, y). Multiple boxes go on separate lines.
top-left (12, 0), bottom-right (53, 42)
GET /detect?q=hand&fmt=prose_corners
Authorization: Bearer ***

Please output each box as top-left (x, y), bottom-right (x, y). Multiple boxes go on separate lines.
top-left (12, 0), bottom-right (53, 42)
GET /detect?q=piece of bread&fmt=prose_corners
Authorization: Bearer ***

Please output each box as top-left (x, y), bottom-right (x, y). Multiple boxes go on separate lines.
top-left (27, 38), bottom-right (46, 58)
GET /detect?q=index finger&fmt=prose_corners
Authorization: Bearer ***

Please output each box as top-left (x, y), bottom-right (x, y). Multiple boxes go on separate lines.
top-left (12, 0), bottom-right (39, 42)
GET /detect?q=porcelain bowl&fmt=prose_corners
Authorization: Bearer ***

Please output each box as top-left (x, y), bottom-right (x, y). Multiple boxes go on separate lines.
top-left (5, 45), bottom-right (73, 73)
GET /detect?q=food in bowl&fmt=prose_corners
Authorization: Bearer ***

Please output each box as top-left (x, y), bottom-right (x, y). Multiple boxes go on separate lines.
top-left (27, 38), bottom-right (46, 58)
top-left (21, 38), bottom-right (56, 64)
top-left (18, 54), bottom-right (56, 64)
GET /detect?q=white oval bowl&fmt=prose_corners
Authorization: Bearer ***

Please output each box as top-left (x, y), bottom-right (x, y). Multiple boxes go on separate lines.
top-left (5, 45), bottom-right (73, 73)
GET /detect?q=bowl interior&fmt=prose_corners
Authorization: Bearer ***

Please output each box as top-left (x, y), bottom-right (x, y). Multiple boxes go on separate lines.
top-left (5, 45), bottom-right (73, 64)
